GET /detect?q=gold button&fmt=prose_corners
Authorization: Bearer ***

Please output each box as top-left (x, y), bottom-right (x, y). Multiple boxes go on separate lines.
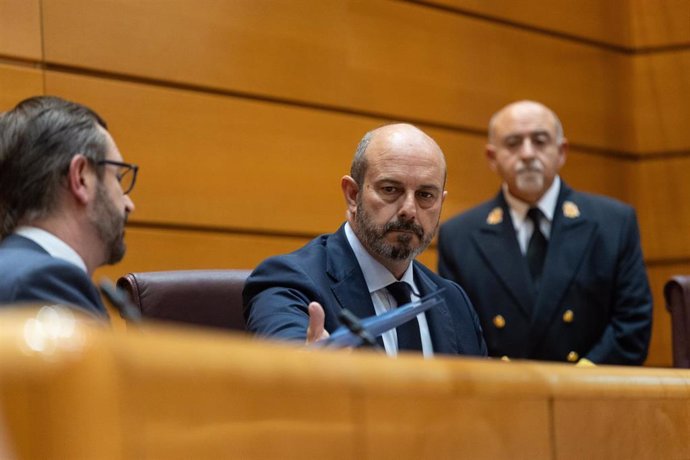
top-left (567, 351), bottom-right (579, 362)
top-left (562, 309), bottom-right (574, 323)
top-left (493, 315), bottom-right (506, 329)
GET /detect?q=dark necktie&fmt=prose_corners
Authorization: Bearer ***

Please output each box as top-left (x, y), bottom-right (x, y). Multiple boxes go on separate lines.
top-left (386, 281), bottom-right (422, 352)
top-left (526, 207), bottom-right (548, 287)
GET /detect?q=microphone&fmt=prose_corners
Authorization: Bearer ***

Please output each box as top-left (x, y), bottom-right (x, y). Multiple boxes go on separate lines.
top-left (337, 308), bottom-right (382, 351)
top-left (99, 278), bottom-right (143, 323)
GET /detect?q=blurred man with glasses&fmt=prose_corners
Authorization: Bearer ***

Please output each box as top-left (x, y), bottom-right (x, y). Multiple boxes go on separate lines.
top-left (0, 95), bottom-right (137, 319)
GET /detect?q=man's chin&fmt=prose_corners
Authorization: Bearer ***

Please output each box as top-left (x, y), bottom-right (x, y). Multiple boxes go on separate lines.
top-left (516, 177), bottom-right (544, 195)
top-left (385, 231), bottom-right (417, 244)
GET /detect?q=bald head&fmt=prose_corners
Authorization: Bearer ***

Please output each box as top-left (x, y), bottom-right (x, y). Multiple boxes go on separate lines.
top-left (488, 100), bottom-right (564, 146)
top-left (485, 100), bottom-right (567, 204)
top-left (343, 123), bottom-right (448, 277)
top-left (350, 123), bottom-right (447, 188)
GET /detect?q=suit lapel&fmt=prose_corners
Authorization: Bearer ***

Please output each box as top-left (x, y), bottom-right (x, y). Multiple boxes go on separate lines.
top-left (326, 226), bottom-right (383, 347)
top-left (528, 186), bottom-right (596, 352)
top-left (414, 264), bottom-right (459, 354)
top-left (471, 194), bottom-right (535, 317)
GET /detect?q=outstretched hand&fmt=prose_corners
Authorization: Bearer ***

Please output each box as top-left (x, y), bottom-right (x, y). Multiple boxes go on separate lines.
top-left (306, 301), bottom-right (330, 344)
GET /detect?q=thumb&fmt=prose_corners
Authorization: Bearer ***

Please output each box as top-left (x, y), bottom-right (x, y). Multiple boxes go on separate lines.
top-left (306, 301), bottom-right (329, 344)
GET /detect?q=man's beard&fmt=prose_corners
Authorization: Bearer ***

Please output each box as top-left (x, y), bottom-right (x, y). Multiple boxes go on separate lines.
top-left (355, 197), bottom-right (436, 262)
top-left (91, 183), bottom-right (127, 265)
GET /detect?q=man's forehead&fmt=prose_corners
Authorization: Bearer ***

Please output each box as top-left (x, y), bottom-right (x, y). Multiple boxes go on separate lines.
top-left (99, 127), bottom-right (123, 161)
top-left (495, 108), bottom-right (557, 138)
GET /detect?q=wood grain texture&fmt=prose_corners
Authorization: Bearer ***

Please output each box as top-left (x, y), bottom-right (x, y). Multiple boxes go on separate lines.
top-left (41, 0), bottom-right (636, 152)
top-left (633, 156), bottom-right (690, 261)
top-left (2, 314), bottom-right (690, 459)
top-left (93, 227), bottom-right (312, 284)
top-left (418, 0), bottom-right (634, 48)
top-left (632, 50), bottom-right (690, 153)
top-left (0, 64), bottom-right (43, 110)
top-left (630, 0), bottom-right (690, 48)
top-left (0, 0), bottom-right (41, 60)
top-left (44, 71), bottom-right (638, 239)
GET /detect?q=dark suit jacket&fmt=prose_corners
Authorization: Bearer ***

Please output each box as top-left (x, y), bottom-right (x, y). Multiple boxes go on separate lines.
top-left (243, 224), bottom-right (487, 356)
top-left (438, 183), bottom-right (652, 365)
top-left (0, 234), bottom-right (108, 318)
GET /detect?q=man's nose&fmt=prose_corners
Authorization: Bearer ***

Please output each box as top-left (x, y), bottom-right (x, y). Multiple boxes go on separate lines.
top-left (398, 191), bottom-right (417, 220)
top-left (124, 194), bottom-right (135, 213)
top-left (519, 138), bottom-right (536, 159)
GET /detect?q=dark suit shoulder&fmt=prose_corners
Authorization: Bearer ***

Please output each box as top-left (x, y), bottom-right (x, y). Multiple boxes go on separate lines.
top-left (0, 245), bottom-right (106, 318)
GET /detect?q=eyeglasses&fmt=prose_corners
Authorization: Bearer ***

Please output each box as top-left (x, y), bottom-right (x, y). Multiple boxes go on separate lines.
top-left (96, 160), bottom-right (139, 195)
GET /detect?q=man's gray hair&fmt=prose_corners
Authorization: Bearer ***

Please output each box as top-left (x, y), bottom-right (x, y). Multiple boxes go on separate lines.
top-left (0, 96), bottom-right (109, 237)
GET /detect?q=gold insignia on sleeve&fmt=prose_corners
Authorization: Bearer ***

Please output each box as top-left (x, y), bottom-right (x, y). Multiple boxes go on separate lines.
top-left (486, 207), bottom-right (503, 225)
top-left (562, 201), bottom-right (580, 218)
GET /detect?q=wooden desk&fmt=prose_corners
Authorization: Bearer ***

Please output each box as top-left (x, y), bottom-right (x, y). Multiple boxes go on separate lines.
top-left (1, 307), bottom-right (688, 459)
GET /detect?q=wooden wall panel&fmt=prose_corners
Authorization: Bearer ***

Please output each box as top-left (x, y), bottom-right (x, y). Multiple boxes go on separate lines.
top-left (45, 70), bottom-right (634, 248)
top-left (630, 0), bottom-right (690, 48)
top-left (93, 227), bottom-right (312, 283)
top-left (425, 0), bottom-right (690, 49)
top-left (0, 0), bottom-right (41, 60)
top-left (45, 70), bottom-right (367, 235)
top-left (632, 51), bottom-right (690, 153)
top-left (633, 157), bottom-right (690, 261)
top-left (420, 0), bottom-right (633, 47)
top-left (0, 64), bottom-right (43, 110)
top-left (41, 0), bottom-right (635, 152)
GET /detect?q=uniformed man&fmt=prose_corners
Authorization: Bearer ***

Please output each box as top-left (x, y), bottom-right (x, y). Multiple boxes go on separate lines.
top-left (437, 100), bottom-right (652, 365)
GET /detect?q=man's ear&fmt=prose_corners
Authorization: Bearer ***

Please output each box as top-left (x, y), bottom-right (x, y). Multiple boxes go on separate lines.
top-left (341, 175), bottom-right (359, 214)
top-left (67, 155), bottom-right (93, 205)
top-left (485, 144), bottom-right (498, 173)
top-left (557, 137), bottom-right (568, 170)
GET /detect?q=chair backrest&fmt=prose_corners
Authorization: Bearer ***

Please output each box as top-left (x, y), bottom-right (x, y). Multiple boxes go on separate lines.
top-left (116, 269), bottom-right (251, 331)
top-left (664, 276), bottom-right (690, 368)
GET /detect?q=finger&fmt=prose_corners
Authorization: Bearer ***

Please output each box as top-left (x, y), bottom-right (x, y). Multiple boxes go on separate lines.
top-left (306, 301), bottom-right (328, 344)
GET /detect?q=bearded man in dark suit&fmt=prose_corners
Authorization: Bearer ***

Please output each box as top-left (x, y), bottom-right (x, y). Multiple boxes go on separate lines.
top-left (0, 96), bottom-right (137, 318)
top-left (244, 123), bottom-right (486, 357)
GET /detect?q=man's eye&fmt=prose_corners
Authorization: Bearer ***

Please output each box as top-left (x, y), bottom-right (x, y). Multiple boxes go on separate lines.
top-left (417, 191), bottom-right (434, 200)
top-left (533, 136), bottom-right (549, 146)
top-left (505, 137), bottom-right (521, 148)
top-left (382, 186), bottom-right (397, 193)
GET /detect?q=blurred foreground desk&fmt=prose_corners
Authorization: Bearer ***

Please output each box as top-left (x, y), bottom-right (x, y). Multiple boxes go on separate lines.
top-left (1, 307), bottom-right (689, 460)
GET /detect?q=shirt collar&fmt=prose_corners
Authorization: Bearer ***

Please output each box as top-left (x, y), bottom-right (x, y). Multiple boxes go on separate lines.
top-left (503, 175), bottom-right (561, 225)
top-left (344, 222), bottom-right (416, 294)
top-left (15, 226), bottom-right (88, 273)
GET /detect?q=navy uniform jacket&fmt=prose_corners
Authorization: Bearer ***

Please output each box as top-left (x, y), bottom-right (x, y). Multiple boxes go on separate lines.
top-left (0, 234), bottom-right (108, 318)
top-left (438, 183), bottom-right (652, 364)
top-left (243, 224), bottom-right (487, 357)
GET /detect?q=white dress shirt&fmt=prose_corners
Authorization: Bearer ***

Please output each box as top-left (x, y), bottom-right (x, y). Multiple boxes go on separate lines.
top-left (503, 176), bottom-right (561, 255)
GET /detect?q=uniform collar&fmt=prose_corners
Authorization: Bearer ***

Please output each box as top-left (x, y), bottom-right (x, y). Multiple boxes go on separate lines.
top-left (503, 176), bottom-right (561, 228)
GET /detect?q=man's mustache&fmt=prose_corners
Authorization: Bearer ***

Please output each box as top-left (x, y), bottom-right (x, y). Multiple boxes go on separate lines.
top-left (383, 219), bottom-right (425, 239)
top-left (517, 160), bottom-right (543, 174)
